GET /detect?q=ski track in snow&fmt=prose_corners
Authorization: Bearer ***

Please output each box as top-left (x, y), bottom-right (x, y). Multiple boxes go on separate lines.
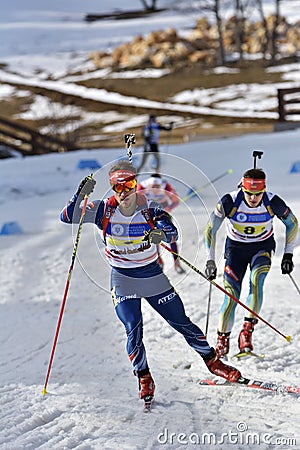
top-left (0, 137), bottom-right (300, 449)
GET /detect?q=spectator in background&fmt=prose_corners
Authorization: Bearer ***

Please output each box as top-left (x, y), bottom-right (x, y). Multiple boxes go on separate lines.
top-left (137, 173), bottom-right (185, 274)
top-left (137, 115), bottom-right (173, 173)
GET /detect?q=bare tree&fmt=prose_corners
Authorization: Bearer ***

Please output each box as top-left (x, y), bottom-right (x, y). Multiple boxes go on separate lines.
top-left (185, 0), bottom-right (229, 64)
top-left (271, 0), bottom-right (281, 62)
top-left (253, 0), bottom-right (282, 63)
top-left (168, 0), bottom-right (292, 65)
top-left (254, 0), bottom-right (270, 58)
top-left (184, 0), bottom-right (247, 64)
top-left (214, 0), bottom-right (226, 64)
top-left (234, 0), bottom-right (246, 61)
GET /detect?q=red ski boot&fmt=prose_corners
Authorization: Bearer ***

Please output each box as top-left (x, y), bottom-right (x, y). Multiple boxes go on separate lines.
top-left (215, 331), bottom-right (230, 358)
top-left (205, 350), bottom-right (241, 383)
top-left (238, 318), bottom-right (258, 352)
top-left (138, 372), bottom-right (155, 400)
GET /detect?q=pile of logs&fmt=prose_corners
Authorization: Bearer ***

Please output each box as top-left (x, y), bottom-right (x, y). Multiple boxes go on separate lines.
top-left (89, 15), bottom-right (300, 70)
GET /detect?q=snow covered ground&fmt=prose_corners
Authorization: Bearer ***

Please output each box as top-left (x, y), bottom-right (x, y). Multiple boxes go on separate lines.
top-left (0, 130), bottom-right (300, 449)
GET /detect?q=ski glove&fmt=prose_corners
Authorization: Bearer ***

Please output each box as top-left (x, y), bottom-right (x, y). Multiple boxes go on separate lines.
top-left (146, 228), bottom-right (167, 244)
top-left (155, 219), bottom-right (178, 243)
top-left (77, 175), bottom-right (96, 198)
top-left (281, 253), bottom-right (294, 274)
top-left (205, 260), bottom-right (217, 280)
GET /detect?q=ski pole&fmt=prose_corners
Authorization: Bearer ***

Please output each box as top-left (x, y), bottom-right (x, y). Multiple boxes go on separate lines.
top-left (288, 273), bottom-right (300, 295)
top-left (159, 243), bottom-right (291, 343)
top-left (181, 169), bottom-right (233, 202)
top-left (205, 283), bottom-right (212, 336)
top-left (124, 133), bottom-right (135, 164)
top-left (42, 191), bottom-right (91, 395)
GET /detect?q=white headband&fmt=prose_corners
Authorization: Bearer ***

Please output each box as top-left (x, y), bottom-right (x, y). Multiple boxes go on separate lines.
top-left (149, 177), bottom-right (162, 186)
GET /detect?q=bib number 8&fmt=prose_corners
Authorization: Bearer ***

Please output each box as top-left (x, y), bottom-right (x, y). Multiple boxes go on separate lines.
top-left (244, 226), bottom-right (255, 234)
top-left (243, 225), bottom-right (266, 235)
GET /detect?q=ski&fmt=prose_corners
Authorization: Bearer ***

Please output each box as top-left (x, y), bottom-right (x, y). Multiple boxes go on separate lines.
top-left (233, 350), bottom-right (264, 359)
top-left (143, 395), bottom-right (153, 413)
top-left (199, 377), bottom-right (300, 395)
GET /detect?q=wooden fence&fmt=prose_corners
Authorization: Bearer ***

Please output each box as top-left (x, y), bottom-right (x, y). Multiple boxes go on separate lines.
top-left (277, 88), bottom-right (300, 122)
top-left (0, 115), bottom-right (76, 156)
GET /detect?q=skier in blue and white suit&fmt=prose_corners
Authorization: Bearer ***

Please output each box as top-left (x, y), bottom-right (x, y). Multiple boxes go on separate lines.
top-left (61, 160), bottom-right (241, 404)
top-left (204, 168), bottom-right (298, 358)
top-left (137, 115), bottom-right (173, 172)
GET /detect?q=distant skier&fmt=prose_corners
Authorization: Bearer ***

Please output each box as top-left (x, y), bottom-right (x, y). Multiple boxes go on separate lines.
top-left (137, 173), bottom-right (185, 274)
top-left (204, 167), bottom-right (298, 358)
top-left (137, 115), bottom-right (173, 173)
top-left (61, 160), bottom-right (242, 408)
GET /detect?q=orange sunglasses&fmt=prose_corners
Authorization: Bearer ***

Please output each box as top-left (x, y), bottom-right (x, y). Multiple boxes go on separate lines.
top-left (112, 178), bottom-right (137, 193)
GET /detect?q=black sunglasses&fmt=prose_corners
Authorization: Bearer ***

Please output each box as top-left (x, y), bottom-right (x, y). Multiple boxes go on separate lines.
top-left (244, 191), bottom-right (264, 197)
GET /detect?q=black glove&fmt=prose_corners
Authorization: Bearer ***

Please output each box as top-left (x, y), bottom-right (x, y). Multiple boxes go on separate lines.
top-left (205, 260), bottom-right (217, 280)
top-left (281, 253), bottom-right (294, 274)
top-left (146, 228), bottom-right (167, 244)
top-left (76, 175), bottom-right (96, 198)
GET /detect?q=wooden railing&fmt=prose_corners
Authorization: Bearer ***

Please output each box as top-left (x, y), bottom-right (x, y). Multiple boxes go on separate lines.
top-left (0, 115), bottom-right (77, 156)
top-left (277, 88), bottom-right (300, 121)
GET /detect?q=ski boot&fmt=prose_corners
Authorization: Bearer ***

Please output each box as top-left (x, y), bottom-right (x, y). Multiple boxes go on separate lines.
top-left (174, 259), bottom-right (185, 274)
top-left (137, 369), bottom-right (155, 400)
top-left (215, 331), bottom-right (231, 358)
top-left (238, 318), bottom-right (258, 352)
top-left (204, 350), bottom-right (241, 383)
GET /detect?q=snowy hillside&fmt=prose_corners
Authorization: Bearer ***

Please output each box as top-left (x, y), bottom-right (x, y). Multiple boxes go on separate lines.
top-left (0, 1), bottom-right (300, 449)
top-left (0, 129), bottom-right (299, 449)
